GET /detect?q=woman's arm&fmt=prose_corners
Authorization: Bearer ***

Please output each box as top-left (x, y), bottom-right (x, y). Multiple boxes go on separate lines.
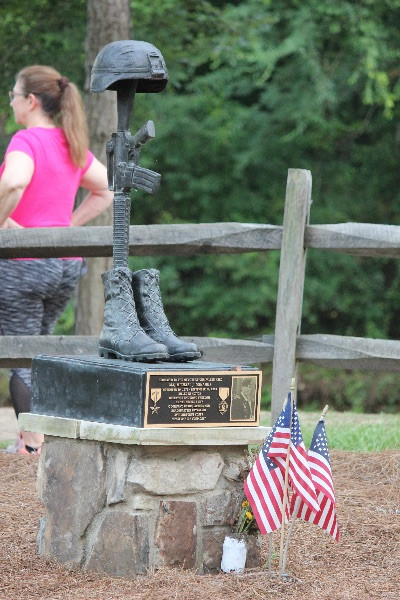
top-left (71, 157), bottom-right (113, 226)
top-left (2, 217), bottom-right (23, 229)
top-left (0, 151), bottom-right (34, 227)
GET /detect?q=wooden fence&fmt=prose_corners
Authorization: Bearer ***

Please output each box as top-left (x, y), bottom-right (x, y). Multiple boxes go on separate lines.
top-left (2, 168), bottom-right (400, 421)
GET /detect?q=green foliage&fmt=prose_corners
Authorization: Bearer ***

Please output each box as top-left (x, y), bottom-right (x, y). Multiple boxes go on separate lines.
top-left (0, 0), bottom-right (85, 91)
top-left (258, 362), bottom-right (400, 415)
top-left (132, 0), bottom-right (400, 220)
top-left (297, 365), bottom-right (400, 414)
top-left (130, 252), bottom-right (280, 337)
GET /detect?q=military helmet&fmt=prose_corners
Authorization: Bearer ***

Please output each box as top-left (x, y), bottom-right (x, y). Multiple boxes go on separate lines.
top-left (90, 40), bottom-right (168, 93)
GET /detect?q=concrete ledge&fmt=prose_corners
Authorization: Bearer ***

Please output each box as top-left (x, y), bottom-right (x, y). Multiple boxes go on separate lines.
top-left (19, 413), bottom-right (270, 446)
top-left (19, 413), bottom-right (80, 439)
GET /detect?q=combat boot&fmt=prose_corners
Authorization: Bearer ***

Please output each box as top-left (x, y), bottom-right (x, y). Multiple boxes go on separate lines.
top-left (131, 268), bottom-right (202, 362)
top-left (99, 267), bottom-right (168, 361)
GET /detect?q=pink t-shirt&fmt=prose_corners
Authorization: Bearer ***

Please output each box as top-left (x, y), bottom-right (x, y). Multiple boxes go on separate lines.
top-left (0, 127), bottom-right (94, 227)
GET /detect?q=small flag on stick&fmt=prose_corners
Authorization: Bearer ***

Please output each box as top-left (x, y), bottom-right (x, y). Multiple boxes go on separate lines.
top-left (244, 405), bottom-right (290, 534)
top-left (290, 411), bottom-right (340, 542)
top-left (268, 395), bottom-right (320, 515)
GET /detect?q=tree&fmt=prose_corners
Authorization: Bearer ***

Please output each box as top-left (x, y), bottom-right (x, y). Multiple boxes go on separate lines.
top-left (74, 0), bottom-right (131, 335)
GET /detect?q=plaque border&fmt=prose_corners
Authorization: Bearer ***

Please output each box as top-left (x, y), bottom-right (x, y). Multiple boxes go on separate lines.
top-left (144, 370), bottom-right (262, 428)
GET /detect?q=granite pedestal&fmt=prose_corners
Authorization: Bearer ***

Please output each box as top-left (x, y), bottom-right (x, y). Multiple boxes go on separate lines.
top-left (22, 355), bottom-right (268, 577)
top-left (21, 413), bottom-right (269, 576)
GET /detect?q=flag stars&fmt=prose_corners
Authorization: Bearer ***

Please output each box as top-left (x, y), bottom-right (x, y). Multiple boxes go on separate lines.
top-left (261, 425), bottom-right (282, 470)
top-left (291, 412), bottom-right (304, 446)
top-left (310, 421), bottom-right (331, 461)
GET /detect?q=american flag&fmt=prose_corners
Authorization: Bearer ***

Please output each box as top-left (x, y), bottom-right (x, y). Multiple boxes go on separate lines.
top-left (291, 418), bottom-right (340, 541)
top-left (244, 405), bottom-right (290, 534)
top-left (268, 395), bottom-right (320, 515)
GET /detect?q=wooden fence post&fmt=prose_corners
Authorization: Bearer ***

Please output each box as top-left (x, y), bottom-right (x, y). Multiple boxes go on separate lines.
top-left (271, 169), bottom-right (312, 423)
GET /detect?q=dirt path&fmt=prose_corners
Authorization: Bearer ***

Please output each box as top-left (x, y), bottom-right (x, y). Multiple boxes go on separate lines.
top-left (0, 450), bottom-right (399, 600)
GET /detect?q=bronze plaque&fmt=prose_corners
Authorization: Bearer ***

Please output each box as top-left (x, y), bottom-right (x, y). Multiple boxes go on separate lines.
top-left (144, 370), bottom-right (262, 427)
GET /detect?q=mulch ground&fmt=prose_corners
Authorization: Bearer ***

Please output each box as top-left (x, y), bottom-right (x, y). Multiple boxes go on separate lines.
top-left (0, 450), bottom-right (399, 600)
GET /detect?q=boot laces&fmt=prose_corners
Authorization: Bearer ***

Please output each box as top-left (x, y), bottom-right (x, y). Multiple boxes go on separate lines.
top-left (120, 278), bottom-right (141, 332)
top-left (147, 287), bottom-right (174, 334)
top-left (106, 274), bottom-right (139, 336)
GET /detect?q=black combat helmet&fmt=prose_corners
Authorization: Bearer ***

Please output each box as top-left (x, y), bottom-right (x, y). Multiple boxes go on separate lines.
top-left (90, 40), bottom-right (168, 93)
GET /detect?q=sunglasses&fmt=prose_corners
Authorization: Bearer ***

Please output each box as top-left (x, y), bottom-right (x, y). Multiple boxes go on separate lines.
top-left (8, 90), bottom-right (26, 101)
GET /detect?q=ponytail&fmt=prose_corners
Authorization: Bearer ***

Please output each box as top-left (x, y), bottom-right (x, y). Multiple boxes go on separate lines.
top-left (17, 65), bottom-right (89, 168)
top-left (59, 81), bottom-right (89, 167)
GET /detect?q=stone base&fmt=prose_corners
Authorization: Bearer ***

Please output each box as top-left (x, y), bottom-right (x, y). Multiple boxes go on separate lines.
top-left (22, 414), bottom-right (269, 577)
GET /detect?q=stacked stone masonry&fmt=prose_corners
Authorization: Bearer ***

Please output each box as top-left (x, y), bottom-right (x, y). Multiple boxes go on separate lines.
top-left (36, 437), bottom-right (262, 577)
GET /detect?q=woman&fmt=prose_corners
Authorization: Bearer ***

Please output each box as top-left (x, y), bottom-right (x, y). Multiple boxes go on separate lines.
top-left (0, 65), bottom-right (113, 455)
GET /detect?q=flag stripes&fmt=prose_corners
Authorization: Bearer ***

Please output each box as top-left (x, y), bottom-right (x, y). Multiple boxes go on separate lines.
top-left (287, 450), bottom-right (320, 513)
top-left (244, 454), bottom-right (286, 534)
top-left (244, 402), bottom-right (291, 535)
top-left (308, 450), bottom-right (336, 504)
top-left (290, 418), bottom-right (340, 542)
top-left (295, 491), bottom-right (339, 542)
top-left (268, 427), bottom-right (290, 455)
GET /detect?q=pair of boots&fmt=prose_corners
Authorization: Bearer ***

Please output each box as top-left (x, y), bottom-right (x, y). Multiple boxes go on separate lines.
top-left (99, 267), bottom-right (201, 362)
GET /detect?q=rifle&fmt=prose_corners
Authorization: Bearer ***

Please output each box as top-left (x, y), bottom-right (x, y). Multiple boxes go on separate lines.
top-left (106, 120), bottom-right (160, 196)
top-left (107, 81), bottom-right (162, 268)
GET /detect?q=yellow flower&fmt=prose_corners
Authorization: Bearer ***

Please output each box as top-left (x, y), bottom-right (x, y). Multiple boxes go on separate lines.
top-left (242, 500), bottom-right (250, 507)
top-left (245, 511), bottom-right (253, 520)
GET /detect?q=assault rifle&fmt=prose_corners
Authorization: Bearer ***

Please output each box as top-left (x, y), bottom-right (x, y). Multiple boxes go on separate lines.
top-left (106, 120), bottom-right (161, 195)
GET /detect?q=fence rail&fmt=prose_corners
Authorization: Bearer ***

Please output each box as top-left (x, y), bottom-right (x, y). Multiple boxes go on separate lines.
top-left (2, 333), bottom-right (400, 372)
top-left (2, 220), bottom-right (400, 259)
top-left (2, 168), bottom-right (400, 419)
top-left (0, 223), bottom-right (281, 258)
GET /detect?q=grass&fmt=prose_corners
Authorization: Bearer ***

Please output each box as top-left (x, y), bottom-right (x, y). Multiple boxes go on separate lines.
top-left (260, 410), bottom-right (400, 451)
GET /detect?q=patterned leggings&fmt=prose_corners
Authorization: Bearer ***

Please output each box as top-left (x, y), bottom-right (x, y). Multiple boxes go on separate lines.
top-left (0, 258), bottom-right (82, 415)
